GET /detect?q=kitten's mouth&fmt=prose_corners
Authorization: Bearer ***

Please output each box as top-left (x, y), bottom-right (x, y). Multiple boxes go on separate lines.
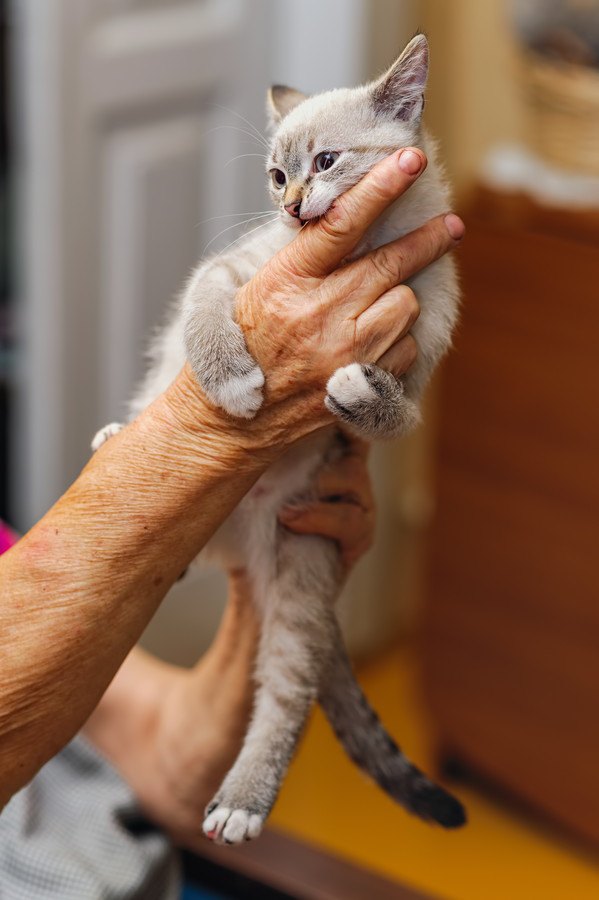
top-left (281, 211), bottom-right (324, 229)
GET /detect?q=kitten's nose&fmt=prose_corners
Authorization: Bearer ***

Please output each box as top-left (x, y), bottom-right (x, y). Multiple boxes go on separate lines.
top-left (284, 200), bottom-right (302, 218)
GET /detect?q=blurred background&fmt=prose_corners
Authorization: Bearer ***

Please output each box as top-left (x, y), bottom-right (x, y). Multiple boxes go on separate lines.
top-left (2, 1), bottom-right (599, 898)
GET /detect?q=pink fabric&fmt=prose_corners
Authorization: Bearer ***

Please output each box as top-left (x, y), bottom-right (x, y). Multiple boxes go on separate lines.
top-left (0, 521), bottom-right (18, 555)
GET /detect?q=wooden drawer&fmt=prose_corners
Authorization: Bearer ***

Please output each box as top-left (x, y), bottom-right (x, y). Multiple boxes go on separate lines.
top-left (421, 192), bottom-right (599, 846)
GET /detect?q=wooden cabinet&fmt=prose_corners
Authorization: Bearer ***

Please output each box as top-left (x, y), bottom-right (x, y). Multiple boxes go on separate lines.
top-left (187, 828), bottom-right (432, 899)
top-left (420, 188), bottom-right (599, 847)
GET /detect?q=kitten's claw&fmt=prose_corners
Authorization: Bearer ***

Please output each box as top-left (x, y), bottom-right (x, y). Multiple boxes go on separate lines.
top-left (203, 804), bottom-right (264, 845)
top-left (207, 365), bottom-right (265, 419)
top-left (91, 422), bottom-right (124, 452)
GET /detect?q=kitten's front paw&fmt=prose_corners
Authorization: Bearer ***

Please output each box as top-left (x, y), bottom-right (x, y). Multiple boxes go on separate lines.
top-left (184, 311), bottom-right (265, 419)
top-left (91, 422), bottom-right (123, 453)
top-left (203, 800), bottom-right (264, 845)
top-left (206, 365), bottom-right (265, 419)
top-left (325, 362), bottom-right (379, 411)
top-left (325, 363), bottom-right (420, 439)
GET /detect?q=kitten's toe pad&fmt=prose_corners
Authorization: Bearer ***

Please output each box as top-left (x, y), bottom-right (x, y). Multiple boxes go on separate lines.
top-left (325, 363), bottom-right (383, 411)
top-left (209, 366), bottom-right (265, 419)
top-left (91, 422), bottom-right (123, 453)
top-left (203, 805), bottom-right (263, 845)
top-left (325, 363), bottom-right (417, 439)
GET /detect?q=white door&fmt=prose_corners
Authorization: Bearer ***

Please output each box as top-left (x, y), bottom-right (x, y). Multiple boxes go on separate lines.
top-left (12, 0), bottom-right (264, 527)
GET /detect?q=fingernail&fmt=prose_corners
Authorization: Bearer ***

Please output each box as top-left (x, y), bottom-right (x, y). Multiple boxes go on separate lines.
top-left (398, 149), bottom-right (423, 175)
top-left (444, 213), bottom-right (465, 241)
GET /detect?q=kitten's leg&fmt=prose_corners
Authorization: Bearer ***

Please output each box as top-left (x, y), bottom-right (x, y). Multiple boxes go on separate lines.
top-left (91, 422), bottom-right (124, 452)
top-left (319, 622), bottom-right (466, 828)
top-left (203, 535), bottom-right (341, 845)
top-left (183, 267), bottom-right (264, 419)
top-left (325, 363), bottom-right (421, 439)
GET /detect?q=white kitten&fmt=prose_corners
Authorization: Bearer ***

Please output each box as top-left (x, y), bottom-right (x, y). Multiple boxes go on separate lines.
top-left (94, 35), bottom-right (465, 845)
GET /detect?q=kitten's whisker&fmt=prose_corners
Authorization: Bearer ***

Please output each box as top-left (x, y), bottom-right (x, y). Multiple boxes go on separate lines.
top-left (213, 215), bottom-right (278, 261)
top-left (202, 213), bottom-right (276, 255)
top-left (213, 104), bottom-right (271, 150)
top-left (205, 124), bottom-right (269, 150)
top-left (202, 213), bottom-right (277, 256)
top-left (195, 209), bottom-right (273, 229)
top-left (224, 153), bottom-right (268, 169)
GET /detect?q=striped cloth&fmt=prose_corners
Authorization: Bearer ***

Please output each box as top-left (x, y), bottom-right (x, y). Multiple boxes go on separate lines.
top-left (0, 523), bottom-right (182, 899)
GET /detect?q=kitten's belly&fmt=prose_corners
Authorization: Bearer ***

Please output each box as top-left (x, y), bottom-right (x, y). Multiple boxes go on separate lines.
top-left (199, 430), bottom-right (334, 572)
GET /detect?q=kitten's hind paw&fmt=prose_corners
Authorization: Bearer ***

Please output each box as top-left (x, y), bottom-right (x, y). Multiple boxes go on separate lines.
top-left (203, 802), bottom-right (264, 845)
top-left (91, 422), bottom-right (123, 453)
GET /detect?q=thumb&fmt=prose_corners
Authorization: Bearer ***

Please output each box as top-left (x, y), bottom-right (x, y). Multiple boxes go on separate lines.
top-left (271, 148), bottom-right (427, 281)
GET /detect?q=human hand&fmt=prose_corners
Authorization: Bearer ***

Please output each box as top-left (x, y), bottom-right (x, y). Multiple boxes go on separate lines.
top-left (279, 437), bottom-right (374, 569)
top-left (234, 148), bottom-right (464, 442)
top-left (169, 149), bottom-right (463, 457)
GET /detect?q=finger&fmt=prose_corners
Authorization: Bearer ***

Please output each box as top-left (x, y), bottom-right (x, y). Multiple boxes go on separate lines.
top-left (335, 212), bottom-right (464, 317)
top-left (354, 284), bottom-right (419, 360)
top-left (271, 148), bottom-right (427, 280)
top-left (313, 457), bottom-right (374, 510)
top-left (341, 434), bottom-right (370, 460)
top-left (377, 335), bottom-right (418, 377)
top-left (280, 502), bottom-right (371, 555)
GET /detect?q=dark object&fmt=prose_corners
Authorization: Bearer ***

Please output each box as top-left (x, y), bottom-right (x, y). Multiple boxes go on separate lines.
top-left (183, 827), bottom-right (435, 900)
top-left (421, 186), bottom-right (599, 848)
top-left (0, 0), bottom-right (12, 522)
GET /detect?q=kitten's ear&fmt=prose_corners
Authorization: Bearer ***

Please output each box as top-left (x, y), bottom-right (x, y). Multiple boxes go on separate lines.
top-left (371, 33), bottom-right (429, 123)
top-left (267, 85), bottom-right (308, 126)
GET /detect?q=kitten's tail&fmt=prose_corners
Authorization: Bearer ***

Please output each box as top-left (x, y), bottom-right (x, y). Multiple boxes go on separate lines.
top-left (319, 628), bottom-right (466, 829)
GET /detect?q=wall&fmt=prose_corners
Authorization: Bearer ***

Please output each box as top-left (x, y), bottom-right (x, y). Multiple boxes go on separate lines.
top-left (422, 0), bottom-right (526, 193)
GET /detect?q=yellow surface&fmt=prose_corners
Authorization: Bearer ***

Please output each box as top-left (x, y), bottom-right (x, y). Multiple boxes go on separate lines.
top-left (270, 646), bottom-right (599, 900)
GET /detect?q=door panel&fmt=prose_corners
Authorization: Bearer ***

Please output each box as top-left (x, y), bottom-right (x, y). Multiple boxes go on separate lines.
top-left (15, 0), bottom-right (245, 524)
top-left (99, 110), bottom-right (213, 421)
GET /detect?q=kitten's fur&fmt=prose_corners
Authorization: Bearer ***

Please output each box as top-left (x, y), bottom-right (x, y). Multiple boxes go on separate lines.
top-left (93, 35), bottom-right (465, 844)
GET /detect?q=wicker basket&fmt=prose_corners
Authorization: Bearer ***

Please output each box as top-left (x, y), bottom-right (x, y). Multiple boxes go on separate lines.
top-left (519, 51), bottom-right (599, 176)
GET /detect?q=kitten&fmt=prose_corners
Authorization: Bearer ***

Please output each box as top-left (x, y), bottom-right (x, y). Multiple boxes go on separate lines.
top-left (93, 34), bottom-right (465, 845)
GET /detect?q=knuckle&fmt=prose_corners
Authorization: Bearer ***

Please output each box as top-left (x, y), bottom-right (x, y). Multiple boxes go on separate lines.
top-left (266, 242), bottom-right (320, 287)
top-left (396, 285), bottom-right (420, 324)
top-left (319, 197), bottom-right (355, 240)
top-left (427, 219), bottom-right (448, 260)
top-left (368, 247), bottom-right (400, 284)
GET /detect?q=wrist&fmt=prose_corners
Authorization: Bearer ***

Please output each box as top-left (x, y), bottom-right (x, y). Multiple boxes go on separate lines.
top-left (161, 365), bottom-right (330, 465)
top-left (150, 364), bottom-right (271, 470)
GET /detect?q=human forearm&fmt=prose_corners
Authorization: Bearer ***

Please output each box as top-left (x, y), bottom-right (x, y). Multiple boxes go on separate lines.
top-left (0, 370), bottom-right (269, 806)
top-left (83, 572), bottom-right (260, 835)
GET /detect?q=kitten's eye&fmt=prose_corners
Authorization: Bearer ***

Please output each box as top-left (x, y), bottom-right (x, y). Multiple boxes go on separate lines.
top-left (270, 168), bottom-right (286, 188)
top-left (314, 151), bottom-right (340, 172)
